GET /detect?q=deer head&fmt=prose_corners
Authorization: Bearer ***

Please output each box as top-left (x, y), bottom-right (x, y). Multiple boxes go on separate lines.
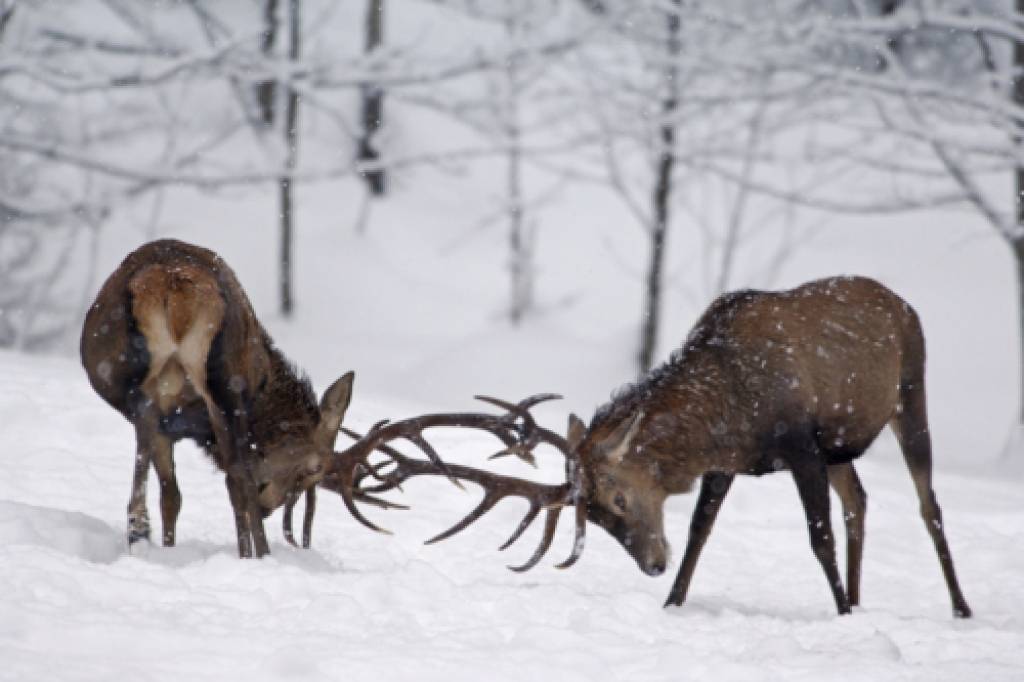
top-left (253, 372), bottom-right (354, 512)
top-left (572, 411), bottom-right (672, 576)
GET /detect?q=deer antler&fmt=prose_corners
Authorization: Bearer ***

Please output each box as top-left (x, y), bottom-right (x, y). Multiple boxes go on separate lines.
top-left (282, 479), bottom-right (409, 548)
top-left (297, 394), bottom-right (573, 548)
top-left (336, 394), bottom-right (588, 572)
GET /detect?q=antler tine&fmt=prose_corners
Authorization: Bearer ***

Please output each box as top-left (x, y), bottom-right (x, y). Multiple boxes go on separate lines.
top-left (301, 487), bottom-right (316, 548)
top-left (342, 427), bottom-right (400, 489)
top-left (517, 393), bottom-right (563, 409)
top-left (407, 433), bottom-right (466, 491)
top-left (473, 395), bottom-right (542, 465)
top-left (508, 506), bottom-right (561, 573)
top-left (423, 491), bottom-right (503, 545)
top-left (281, 487), bottom-right (318, 549)
top-left (475, 392), bottom-right (562, 411)
top-left (328, 449), bottom-right (395, 535)
top-left (497, 502), bottom-right (541, 551)
top-left (475, 394), bottom-right (571, 457)
top-left (554, 498), bottom-right (587, 569)
top-left (353, 491), bottom-right (410, 510)
top-left (487, 446), bottom-right (537, 467)
top-left (474, 395), bottom-right (535, 425)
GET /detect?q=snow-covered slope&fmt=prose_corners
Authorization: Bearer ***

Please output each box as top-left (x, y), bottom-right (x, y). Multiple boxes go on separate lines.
top-left (2, 351), bottom-right (1022, 681)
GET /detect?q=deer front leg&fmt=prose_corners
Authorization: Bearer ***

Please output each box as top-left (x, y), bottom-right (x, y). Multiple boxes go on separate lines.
top-left (200, 389), bottom-right (269, 558)
top-left (791, 457), bottom-right (851, 615)
top-left (230, 411), bottom-right (271, 558)
top-left (246, 482), bottom-right (270, 558)
top-left (664, 472), bottom-right (734, 608)
top-left (224, 463), bottom-right (271, 559)
top-left (827, 463), bottom-right (866, 606)
top-left (225, 471), bottom-right (254, 558)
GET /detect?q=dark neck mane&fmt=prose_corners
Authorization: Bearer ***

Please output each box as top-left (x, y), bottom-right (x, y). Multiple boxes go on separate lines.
top-left (250, 339), bottom-right (319, 444)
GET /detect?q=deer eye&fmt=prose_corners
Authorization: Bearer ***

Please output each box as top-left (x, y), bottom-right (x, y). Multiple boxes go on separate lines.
top-left (613, 493), bottom-right (627, 513)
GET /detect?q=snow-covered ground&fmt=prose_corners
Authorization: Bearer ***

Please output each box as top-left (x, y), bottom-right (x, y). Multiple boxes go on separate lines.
top-left (4, 4), bottom-right (1024, 678)
top-left (2, 349), bottom-right (1022, 681)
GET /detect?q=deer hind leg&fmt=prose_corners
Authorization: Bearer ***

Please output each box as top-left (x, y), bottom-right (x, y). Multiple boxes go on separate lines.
top-left (178, 358), bottom-right (270, 557)
top-left (789, 449), bottom-right (851, 615)
top-left (827, 463), bottom-right (867, 607)
top-left (664, 472), bottom-right (734, 608)
top-left (127, 378), bottom-right (173, 546)
top-left (128, 426), bottom-right (153, 546)
top-left (890, 379), bottom-right (972, 618)
top-left (149, 433), bottom-right (180, 546)
top-left (173, 303), bottom-right (268, 558)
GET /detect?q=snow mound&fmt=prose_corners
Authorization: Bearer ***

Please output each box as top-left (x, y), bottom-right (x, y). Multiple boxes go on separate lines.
top-left (0, 500), bottom-right (121, 564)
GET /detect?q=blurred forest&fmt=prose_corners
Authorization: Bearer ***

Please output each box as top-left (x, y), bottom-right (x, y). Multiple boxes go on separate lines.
top-left (1, 0), bottom-right (1022, 433)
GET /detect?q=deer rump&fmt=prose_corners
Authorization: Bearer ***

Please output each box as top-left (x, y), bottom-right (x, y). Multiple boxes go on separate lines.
top-left (82, 244), bottom-right (266, 460)
top-left (678, 279), bottom-right (914, 475)
top-left (128, 264), bottom-right (226, 444)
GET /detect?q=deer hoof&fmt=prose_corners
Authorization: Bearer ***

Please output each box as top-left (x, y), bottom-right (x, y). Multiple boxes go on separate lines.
top-left (127, 515), bottom-right (151, 545)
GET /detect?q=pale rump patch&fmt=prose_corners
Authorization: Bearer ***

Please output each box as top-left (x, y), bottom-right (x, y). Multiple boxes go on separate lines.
top-left (129, 265), bottom-right (226, 417)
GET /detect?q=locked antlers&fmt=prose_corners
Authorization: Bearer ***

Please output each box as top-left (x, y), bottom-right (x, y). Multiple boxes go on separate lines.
top-left (330, 394), bottom-right (590, 572)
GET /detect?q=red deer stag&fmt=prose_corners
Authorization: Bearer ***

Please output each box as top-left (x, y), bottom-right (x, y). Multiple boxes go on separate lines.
top-left (354, 277), bottom-right (972, 617)
top-left (81, 239), bottom-right (492, 557)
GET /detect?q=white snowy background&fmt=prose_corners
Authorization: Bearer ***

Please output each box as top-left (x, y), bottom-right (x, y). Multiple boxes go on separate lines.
top-left (2, 1), bottom-right (1023, 680)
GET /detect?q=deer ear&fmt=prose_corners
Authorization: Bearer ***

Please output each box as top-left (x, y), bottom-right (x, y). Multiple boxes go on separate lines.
top-left (599, 410), bottom-right (644, 464)
top-left (317, 371), bottom-right (354, 448)
top-left (567, 414), bottom-right (586, 451)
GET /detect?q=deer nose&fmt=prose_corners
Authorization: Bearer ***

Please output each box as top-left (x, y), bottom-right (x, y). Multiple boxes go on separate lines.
top-left (645, 560), bottom-right (666, 577)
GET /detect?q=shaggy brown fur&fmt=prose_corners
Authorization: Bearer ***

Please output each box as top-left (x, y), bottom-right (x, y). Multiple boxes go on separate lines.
top-left (81, 239), bottom-right (353, 557)
top-left (576, 276), bottom-right (971, 617)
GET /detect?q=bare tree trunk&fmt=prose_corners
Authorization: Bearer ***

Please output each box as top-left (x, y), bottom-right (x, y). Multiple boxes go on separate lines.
top-left (257, 0), bottom-right (278, 126)
top-left (638, 0), bottom-right (680, 376)
top-left (505, 13), bottom-right (532, 325)
top-left (278, 0), bottom-right (300, 316)
top-left (0, 4), bottom-right (15, 39)
top-left (1014, 237), bottom-right (1024, 425)
top-left (1010, 7), bottom-right (1024, 428)
top-left (715, 99), bottom-right (766, 295)
top-left (358, 0), bottom-right (385, 195)
top-left (508, 132), bottom-right (531, 324)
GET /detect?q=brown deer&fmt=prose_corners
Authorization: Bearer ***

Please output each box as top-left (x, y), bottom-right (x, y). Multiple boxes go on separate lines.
top-left (80, 239), bottom-right (496, 557)
top-left (358, 276), bottom-right (972, 617)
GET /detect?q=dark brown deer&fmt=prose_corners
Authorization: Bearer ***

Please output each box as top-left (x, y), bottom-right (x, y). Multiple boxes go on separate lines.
top-left (359, 276), bottom-right (972, 617)
top-left (80, 239), bottom-right (494, 557)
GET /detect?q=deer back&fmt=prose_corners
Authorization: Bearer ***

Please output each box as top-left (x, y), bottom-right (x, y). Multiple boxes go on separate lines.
top-left (81, 239), bottom-right (271, 428)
